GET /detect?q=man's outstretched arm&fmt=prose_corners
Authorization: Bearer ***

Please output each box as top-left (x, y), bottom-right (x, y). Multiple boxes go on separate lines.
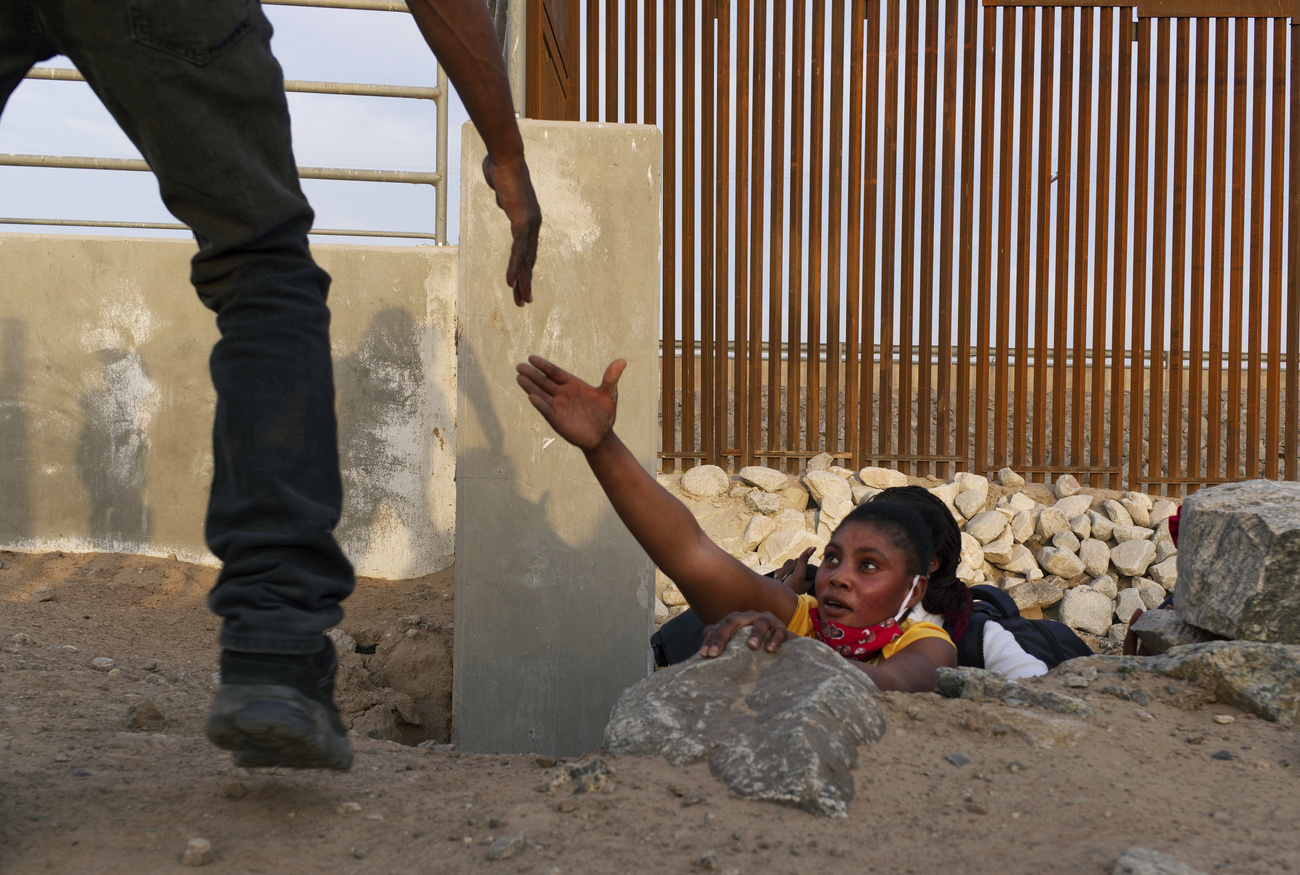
top-left (407, 0), bottom-right (542, 305)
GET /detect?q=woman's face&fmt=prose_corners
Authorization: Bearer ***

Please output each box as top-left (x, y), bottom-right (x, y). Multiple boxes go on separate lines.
top-left (814, 520), bottom-right (925, 628)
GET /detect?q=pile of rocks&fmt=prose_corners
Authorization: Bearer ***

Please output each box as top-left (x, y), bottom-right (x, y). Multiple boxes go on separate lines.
top-left (655, 456), bottom-right (1182, 648)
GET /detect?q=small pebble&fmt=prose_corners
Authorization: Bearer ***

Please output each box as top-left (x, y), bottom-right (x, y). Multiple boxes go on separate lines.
top-left (1213, 714), bottom-right (1236, 725)
top-left (944, 753), bottom-right (970, 767)
top-left (1210, 750), bottom-right (1235, 761)
top-left (966, 801), bottom-right (988, 815)
top-left (91, 657), bottom-right (116, 672)
top-left (55, 754), bottom-right (70, 763)
top-left (485, 831), bottom-right (526, 861)
top-left (681, 793), bottom-right (705, 807)
top-left (1006, 762), bottom-right (1026, 774)
top-left (181, 837), bottom-right (214, 866)
top-left (336, 802), bottom-right (362, 815)
top-left (692, 852), bottom-right (721, 871)
top-left (351, 848), bottom-right (367, 859)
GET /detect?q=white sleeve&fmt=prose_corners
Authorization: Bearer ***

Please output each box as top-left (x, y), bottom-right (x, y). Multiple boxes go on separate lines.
top-left (982, 621), bottom-right (1049, 679)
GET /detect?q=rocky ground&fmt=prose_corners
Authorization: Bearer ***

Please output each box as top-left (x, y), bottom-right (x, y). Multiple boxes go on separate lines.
top-left (2, 546), bottom-right (1299, 874)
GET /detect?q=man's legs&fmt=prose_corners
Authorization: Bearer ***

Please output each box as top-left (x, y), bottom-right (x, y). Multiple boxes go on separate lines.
top-left (28, 0), bottom-right (354, 767)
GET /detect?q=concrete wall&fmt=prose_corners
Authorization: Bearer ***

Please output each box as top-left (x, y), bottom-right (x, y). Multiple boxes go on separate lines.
top-left (0, 234), bottom-right (457, 579)
top-left (454, 120), bottom-right (662, 756)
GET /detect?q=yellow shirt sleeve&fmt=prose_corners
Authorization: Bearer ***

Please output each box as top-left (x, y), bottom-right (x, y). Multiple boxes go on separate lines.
top-left (787, 593), bottom-right (819, 638)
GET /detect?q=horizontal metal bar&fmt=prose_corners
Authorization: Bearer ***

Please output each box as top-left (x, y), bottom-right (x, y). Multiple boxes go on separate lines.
top-left (0, 153), bottom-right (439, 185)
top-left (0, 216), bottom-right (438, 239)
top-left (264, 0), bottom-right (410, 12)
top-left (22, 66), bottom-right (438, 101)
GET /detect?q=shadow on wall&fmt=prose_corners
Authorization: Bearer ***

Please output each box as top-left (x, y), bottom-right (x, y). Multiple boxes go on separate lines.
top-left (76, 348), bottom-right (157, 546)
top-left (0, 318), bottom-right (29, 540)
top-left (334, 308), bottom-right (439, 575)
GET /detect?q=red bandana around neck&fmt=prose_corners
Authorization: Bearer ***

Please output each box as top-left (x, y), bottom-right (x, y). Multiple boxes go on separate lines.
top-left (808, 608), bottom-right (905, 661)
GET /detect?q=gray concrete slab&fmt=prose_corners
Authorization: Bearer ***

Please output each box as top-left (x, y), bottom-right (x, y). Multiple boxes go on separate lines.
top-left (454, 119), bottom-right (661, 756)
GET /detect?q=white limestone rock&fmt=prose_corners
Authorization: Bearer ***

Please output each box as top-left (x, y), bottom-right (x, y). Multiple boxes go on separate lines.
top-left (1102, 499), bottom-right (1134, 527)
top-left (738, 465), bottom-right (790, 493)
top-left (1112, 524), bottom-right (1154, 544)
top-left (1111, 539), bottom-right (1157, 577)
top-left (1036, 546), bottom-right (1086, 579)
top-left (998, 467), bottom-right (1025, 488)
top-left (1154, 539), bottom-right (1178, 563)
top-left (1136, 579), bottom-right (1166, 609)
top-left (1121, 497), bottom-right (1152, 527)
top-left (743, 515), bottom-right (777, 551)
top-left (1036, 508), bottom-right (1070, 541)
top-left (1078, 539), bottom-right (1112, 579)
top-left (1007, 492), bottom-right (1038, 513)
top-left (1150, 498), bottom-right (1179, 527)
top-left (1148, 556), bottom-right (1178, 590)
top-left (806, 452), bottom-right (835, 472)
top-left (1009, 510), bottom-right (1036, 543)
top-left (1090, 574), bottom-right (1119, 600)
top-left (1123, 490), bottom-right (1154, 511)
top-left (858, 466), bottom-right (907, 489)
top-left (1007, 579), bottom-right (1064, 612)
top-left (981, 539), bottom-right (1015, 566)
top-left (954, 472), bottom-right (990, 502)
top-left (1051, 531), bottom-right (1081, 554)
top-left (804, 470), bottom-right (852, 507)
top-left (1059, 587), bottom-right (1116, 636)
top-left (773, 508), bottom-right (809, 530)
top-left (661, 581), bottom-right (687, 607)
top-left (1115, 588), bottom-right (1146, 626)
top-left (965, 511), bottom-right (1008, 545)
top-left (828, 465), bottom-right (856, 479)
top-left (759, 529), bottom-right (822, 567)
top-left (959, 532), bottom-right (985, 570)
top-left (681, 465), bottom-right (731, 498)
top-left (1088, 510), bottom-right (1116, 542)
top-left (1052, 494), bottom-right (1093, 521)
top-left (1001, 544), bottom-right (1039, 575)
top-left (744, 490), bottom-right (783, 515)
top-left (851, 484), bottom-right (882, 505)
top-left (1054, 473), bottom-right (1081, 498)
top-left (953, 489), bottom-right (987, 519)
top-left (928, 482), bottom-right (960, 506)
top-left (1070, 514), bottom-right (1092, 540)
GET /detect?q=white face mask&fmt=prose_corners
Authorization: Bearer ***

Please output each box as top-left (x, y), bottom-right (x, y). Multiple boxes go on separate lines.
top-left (893, 574), bottom-right (925, 624)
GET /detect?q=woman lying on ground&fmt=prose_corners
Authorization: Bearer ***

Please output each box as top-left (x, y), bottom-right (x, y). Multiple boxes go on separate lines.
top-left (516, 356), bottom-right (957, 692)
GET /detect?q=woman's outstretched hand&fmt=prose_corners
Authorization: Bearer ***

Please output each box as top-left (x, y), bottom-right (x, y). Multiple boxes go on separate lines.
top-left (700, 611), bottom-right (795, 658)
top-left (516, 356), bottom-right (626, 451)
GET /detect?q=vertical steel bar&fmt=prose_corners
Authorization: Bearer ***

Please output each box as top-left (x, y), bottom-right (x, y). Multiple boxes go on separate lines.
top-left (626, 0), bottom-right (637, 122)
top-left (701, 0), bottom-right (716, 465)
top-left (1168, 17), bottom-right (1190, 494)
top-left (663, 1), bottom-right (678, 469)
top-left (1109, 11), bottom-right (1133, 492)
top-left (1148, 17), bottom-right (1169, 494)
top-left (1227, 21), bottom-right (1247, 479)
top-left (806, 0), bottom-right (826, 460)
top-left (845, 0), bottom-right (866, 469)
top-left (1054, 7), bottom-right (1075, 480)
top-left (588, 0), bottom-right (600, 121)
top-left (1207, 20), bottom-right (1228, 482)
top-left (1073, 9), bottom-right (1094, 473)
top-left (787, 0), bottom-right (807, 467)
top-left (736, 0), bottom-right (751, 467)
top-left (1188, 17), bottom-right (1209, 488)
top-left (826, 1), bottom-right (846, 461)
top-left (1034, 9), bottom-right (1056, 478)
top-left (749, 0), bottom-right (768, 466)
top-left (1245, 17), bottom-right (1267, 480)
top-left (993, 6), bottom-right (1015, 472)
top-left (879, 0), bottom-right (901, 462)
top-left (917, 0), bottom-right (939, 477)
top-left (606, 0), bottom-right (619, 121)
top-left (860, 0), bottom-right (880, 464)
top-left (1013, 7), bottom-right (1036, 472)
top-left (936, 0), bottom-right (959, 480)
top-left (1128, 14), bottom-right (1148, 492)
top-left (768, 0), bottom-right (788, 466)
top-left (974, 3), bottom-right (996, 476)
top-left (899, 0), bottom-right (920, 475)
top-left (1287, 18), bottom-right (1300, 483)
top-left (647, 0), bottom-right (658, 126)
top-left (683, 0), bottom-right (697, 468)
top-left (713, 0), bottom-right (730, 465)
top-left (956, 0), bottom-right (977, 475)
top-left (1090, 9), bottom-right (1113, 488)
top-left (1265, 19), bottom-right (1286, 481)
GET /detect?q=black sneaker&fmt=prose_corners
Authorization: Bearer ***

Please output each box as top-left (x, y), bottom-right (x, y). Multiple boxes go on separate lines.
top-left (206, 640), bottom-right (353, 770)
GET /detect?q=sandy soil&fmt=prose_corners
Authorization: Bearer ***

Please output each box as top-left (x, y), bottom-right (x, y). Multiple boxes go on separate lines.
top-left (2, 549), bottom-right (1298, 875)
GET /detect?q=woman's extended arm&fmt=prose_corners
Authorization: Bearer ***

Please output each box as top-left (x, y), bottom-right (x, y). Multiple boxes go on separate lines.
top-left (517, 357), bottom-right (797, 625)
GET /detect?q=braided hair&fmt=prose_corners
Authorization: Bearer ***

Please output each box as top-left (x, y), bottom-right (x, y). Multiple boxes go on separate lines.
top-left (868, 485), bottom-right (973, 642)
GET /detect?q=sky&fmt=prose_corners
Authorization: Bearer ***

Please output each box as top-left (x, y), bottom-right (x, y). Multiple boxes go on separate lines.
top-left (0, 3), bottom-right (467, 245)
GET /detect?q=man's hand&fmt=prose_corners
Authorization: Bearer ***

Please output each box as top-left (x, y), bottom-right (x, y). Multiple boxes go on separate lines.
top-left (516, 356), bottom-right (626, 451)
top-left (700, 611), bottom-right (795, 658)
top-left (483, 154), bottom-right (541, 306)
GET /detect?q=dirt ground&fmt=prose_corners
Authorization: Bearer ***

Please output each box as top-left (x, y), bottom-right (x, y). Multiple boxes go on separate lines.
top-left (2, 549), bottom-right (1298, 875)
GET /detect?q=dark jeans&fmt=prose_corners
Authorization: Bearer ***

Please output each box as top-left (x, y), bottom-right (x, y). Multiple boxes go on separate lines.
top-left (0, 0), bottom-right (354, 654)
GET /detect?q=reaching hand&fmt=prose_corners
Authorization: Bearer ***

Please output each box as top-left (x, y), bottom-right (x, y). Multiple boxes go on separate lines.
top-left (770, 546), bottom-right (816, 594)
top-left (516, 356), bottom-right (626, 451)
top-left (700, 611), bottom-right (794, 658)
top-left (482, 155), bottom-right (542, 307)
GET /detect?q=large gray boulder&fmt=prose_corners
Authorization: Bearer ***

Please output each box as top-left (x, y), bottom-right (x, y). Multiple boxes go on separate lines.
top-left (1175, 480), bottom-right (1300, 643)
top-left (603, 634), bottom-right (885, 817)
